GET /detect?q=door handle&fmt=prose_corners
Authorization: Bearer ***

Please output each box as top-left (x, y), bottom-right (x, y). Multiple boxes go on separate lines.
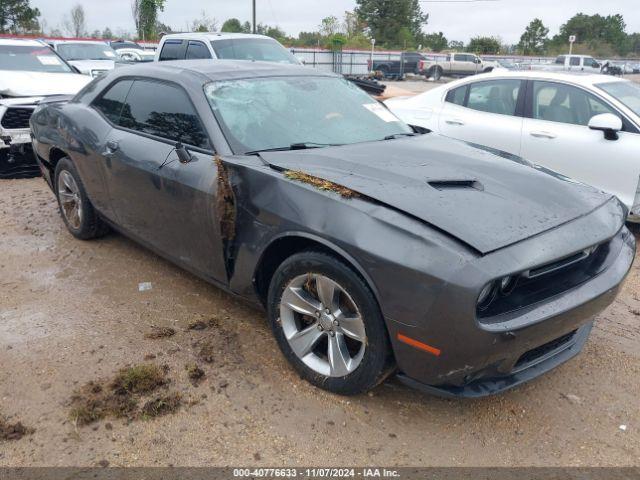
top-left (530, 131), bottom-right (557, 139)
top-left (445, 119), bottom-right (465, 126)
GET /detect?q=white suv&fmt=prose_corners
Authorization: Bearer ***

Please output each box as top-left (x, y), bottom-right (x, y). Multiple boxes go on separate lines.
top-left (154, 32), bottom-right (300, 64)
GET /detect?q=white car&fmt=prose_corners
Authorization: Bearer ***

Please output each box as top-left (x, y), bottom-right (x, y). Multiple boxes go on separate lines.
top-left (110, 40), bottom-right (156, 62)
top-left (385, 70), bottom-right (640, 221)
top-left (154, 32), bottom-right (300, 64)
top-left (0, 39), bottom-right (91, 177)
top-left (48, 40), bottom-right (120, 77)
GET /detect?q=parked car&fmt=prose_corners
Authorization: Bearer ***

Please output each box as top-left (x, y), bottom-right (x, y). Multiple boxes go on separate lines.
top-left (31, 61), bottom-right (634, 398)
top-left (385, 70), bottom-right (640, 221)
top-left (110, 40), bottom-right (155, 62)
top-left (48, 40), bottom-right (121, 77)
top-left (154, 32), bottom-right (300, 64)
top-left (420, 52), bottom-right (499, 81)
top-left (0, 38), bottom-right (91, 178)
top-left (368, 52), bottom-right (429, 79)
top-left (538, 54), bottom-right (601, 72)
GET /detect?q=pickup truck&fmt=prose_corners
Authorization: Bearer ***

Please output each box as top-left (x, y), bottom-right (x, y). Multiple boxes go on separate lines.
top-left (538, 54), bottom-right (601, 72)
top-left (419, 53), bottom-right (499, 80)
top-left (368, 52), bottom-right (427, 79)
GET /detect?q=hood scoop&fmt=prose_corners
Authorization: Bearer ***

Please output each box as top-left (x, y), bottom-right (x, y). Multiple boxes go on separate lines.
top-left (428, 179), bottom-right (484, 191)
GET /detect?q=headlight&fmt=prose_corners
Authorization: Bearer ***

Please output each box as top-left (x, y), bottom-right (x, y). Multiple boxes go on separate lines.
top-left (477, 283), bottom-right (496, 310)
top-left (500, 275), bottom-right (517, 294)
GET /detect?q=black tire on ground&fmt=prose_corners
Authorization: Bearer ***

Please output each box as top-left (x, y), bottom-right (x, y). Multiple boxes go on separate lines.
top-left (428, 66), bottom-right (442, 81)
top-left (267, 250), bottom-right (395, 395)
top-left (54, 156), bottom-right (110, 240)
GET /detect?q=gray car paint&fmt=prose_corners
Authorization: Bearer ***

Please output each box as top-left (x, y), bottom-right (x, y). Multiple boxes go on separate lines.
top-left (30, 60), bottom-right (636, 396)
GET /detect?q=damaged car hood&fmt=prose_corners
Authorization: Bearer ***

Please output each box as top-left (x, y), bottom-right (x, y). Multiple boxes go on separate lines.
top-left (0, 71), bottom-right (91, 97)
top-left (261, 135), bottom-right (613, 254)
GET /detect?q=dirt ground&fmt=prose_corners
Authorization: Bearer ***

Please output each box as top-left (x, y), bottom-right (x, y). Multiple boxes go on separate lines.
top-left (0, 177), bottom-right (639, 467)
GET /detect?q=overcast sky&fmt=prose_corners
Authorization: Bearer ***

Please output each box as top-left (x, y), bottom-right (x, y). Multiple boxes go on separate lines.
top-left (34, 0), bottom-right (640, 44)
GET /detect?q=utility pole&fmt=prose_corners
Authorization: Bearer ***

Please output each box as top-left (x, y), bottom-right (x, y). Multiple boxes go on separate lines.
top-left (252, 0), bottom-right (256, 34)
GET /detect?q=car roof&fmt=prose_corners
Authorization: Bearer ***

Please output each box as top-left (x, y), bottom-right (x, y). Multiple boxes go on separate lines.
top-left (161, 32), bottom-right (274, 42)
top-left (112, 59), bottom-right (334, 82)
top-left (459, 70), bottom-right (629, 88)
top-left (0, 38), bottom-right (48, 47)
top-left (50, 39), bottom-right (109, 45)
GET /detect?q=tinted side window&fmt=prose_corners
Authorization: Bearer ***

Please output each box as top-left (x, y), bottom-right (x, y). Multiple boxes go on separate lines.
top-left (118, 80), bottom-right (210, 149)
top-left (92, 80), bottom-right (133, 123)
top-left (570, 56), bottom-right (580, 66)
top-left (531, 81), bottom-right (618, 126)
top-left (466, 80), bottom-right (521, 116)
top-left (159, 40), bottom-right (184, 61)
top-left (445, 85), bottom-right (467, 106)
top-left (186, 41), bottom-right (211, 59)
top-left (555, 56), bottom-right (565, 65)
top-left (453, 54), bottom-right (466, 62)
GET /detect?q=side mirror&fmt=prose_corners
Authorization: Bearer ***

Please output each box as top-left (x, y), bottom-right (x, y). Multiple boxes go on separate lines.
top-left (176, 142), bottom-right (193, 163)
top-left (295, 56), bottom-right (306, 65)
top-left (588, 113), bottom-right (622, 140)
top-left (474, 58), bottom-right (481, 64)
top-left (592, 62), bottom-right (600, 69)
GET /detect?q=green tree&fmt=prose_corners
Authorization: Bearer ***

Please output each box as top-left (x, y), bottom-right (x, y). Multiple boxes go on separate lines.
top-left (0, 0), bottom-right (40, 34)
top-left (355, 0), bottom-right (428, 48)
top-left (102, 27), bottom-right (113, 39)
top-left (551, 13), bottom-right (629, 56)
top-left (319, 15), bottom-right (341, 36)
top-left (132, 0), bottom-right (165, 40)
top-left (448, 40), bottom-right (464, 50)
top-left (242, 21), bottom-right (252, 33)
top-left (421, 32), bottom-right (447, 52)
top-left (467, 36), bottom-right (501, 54)
top-left (221, 18), bottom-right (243, 33)
top-left (518, 18), bottom-right (549, 55)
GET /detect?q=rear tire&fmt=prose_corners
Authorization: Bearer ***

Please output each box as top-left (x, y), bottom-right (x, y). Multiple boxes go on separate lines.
top-left (54, 157), bottom-right (109, 240)
top-left (267, 250), bottom-right (394, 395)
top-left (428, 66), bottom-right (443, 81)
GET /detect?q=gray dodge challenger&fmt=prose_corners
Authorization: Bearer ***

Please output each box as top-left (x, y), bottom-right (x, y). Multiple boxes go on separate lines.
top-left (30, 61), bottom-right (635, 398)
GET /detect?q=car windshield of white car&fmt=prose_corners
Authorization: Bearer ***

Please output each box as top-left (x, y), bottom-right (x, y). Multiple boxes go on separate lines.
top-left (0, 45), bottom-right (72, 73)
top-left (204, 76), bottom-right (413, 155)
top-left (57, 43), bottom-right (117, 61)
top-left (210, 38), bottom-right (298, 64)
top-left (596, 81), bottom-right (640, 117)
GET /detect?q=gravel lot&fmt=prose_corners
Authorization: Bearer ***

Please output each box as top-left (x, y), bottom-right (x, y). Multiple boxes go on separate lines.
top-left (0, 177), bottom-right (639, 467)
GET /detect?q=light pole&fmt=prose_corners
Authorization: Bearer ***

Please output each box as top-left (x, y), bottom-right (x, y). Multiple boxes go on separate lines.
top-left (252, 0), bottom-right (257, 34)
top-left (569, 35), bottom-right (576, 55)
top-left (370, 38), bottom-right (375, 73)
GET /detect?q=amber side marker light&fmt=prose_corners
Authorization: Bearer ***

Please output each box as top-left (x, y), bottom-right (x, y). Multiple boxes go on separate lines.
top-left (397, 333), bottom-right (441, 357)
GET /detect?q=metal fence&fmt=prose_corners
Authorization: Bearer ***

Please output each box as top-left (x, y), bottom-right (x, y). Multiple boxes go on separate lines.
top-left (289, 48), bottom-right (640, 76)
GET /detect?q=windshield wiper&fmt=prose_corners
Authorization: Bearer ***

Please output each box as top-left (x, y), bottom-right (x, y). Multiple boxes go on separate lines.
top-left (383, 133), bottom-right (417, 140)
top-left (245, 142), bottom-right (342, 155)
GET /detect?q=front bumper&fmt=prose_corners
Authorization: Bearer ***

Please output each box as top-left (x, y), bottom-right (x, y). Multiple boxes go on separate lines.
top-left (0, 142), bottom-right (40, 179)
top-left (0, 101), bottom-right (40, 178)
top-left (386, 219), bottom-right (635, 398)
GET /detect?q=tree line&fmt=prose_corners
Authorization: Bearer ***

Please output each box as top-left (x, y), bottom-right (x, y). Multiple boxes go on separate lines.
top-left (1, 0), bottom-right (639, 57)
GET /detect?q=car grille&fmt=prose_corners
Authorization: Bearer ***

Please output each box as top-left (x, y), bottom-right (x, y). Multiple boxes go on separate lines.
top-left (1, 107), bottom-right (35, 130)
top-left (514, 330), bottom-right (577, 369)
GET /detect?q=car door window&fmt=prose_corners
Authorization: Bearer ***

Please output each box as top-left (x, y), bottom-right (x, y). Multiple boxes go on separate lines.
top-left (466, 80), bottom-right (521, 116)
top-left (92, 80), bottom-right (134, 124)
top-left (531, 81), bottom-right (617, 126)
top-left (555, 56), bottom-right (565, 65)
top-left (159, 40), bottom-right (184, 61)
top-left (117, 80), bottom-right (211, 149)
top-left (453, 54), bottom-right (465, 62)
top-left (570, 57), bottom-right (580, 66)
top-left (445, 85), bottom-right (467, 106)
top-left (186, 41), bottom-right (211, 59)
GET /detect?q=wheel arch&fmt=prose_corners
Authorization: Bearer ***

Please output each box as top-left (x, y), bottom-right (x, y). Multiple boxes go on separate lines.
top-left (253, 232), bottom-right (382, 311)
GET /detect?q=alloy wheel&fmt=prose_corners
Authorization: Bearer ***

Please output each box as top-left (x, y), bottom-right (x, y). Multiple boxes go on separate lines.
top-left (57, 170), bottom-right (82, 230)
top-left (279, 273), bottom-right (367, 377)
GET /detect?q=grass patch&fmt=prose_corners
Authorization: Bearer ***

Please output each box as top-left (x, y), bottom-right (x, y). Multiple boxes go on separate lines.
top-left (0, 416), bottom-right (33, 441)
top-left (284, 170), bottom-right (361, 199)
top-left (145, 326), bottom-right (176, 339)
top-left (185, 363), bottom-right (205, 386)
top-left (111, 364), bottom-right (168, 395)
top-left (140, 392), bottom-right (182, 419)
top-left (69, 364), bottom-right (172, 426)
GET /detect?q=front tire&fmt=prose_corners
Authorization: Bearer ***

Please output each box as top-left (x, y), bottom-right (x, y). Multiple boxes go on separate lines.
top-left (54, 157), bottom-right (109, 240)
top-left (267, 250), bottom-right (394, 395)
top-left (427, 66), bottom-right (443, 81)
